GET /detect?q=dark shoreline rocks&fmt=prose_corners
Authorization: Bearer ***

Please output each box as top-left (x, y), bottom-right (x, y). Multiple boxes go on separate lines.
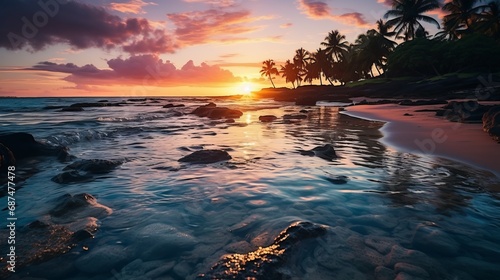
top-left (178, 150), bottom-right (231, 164)
top-left (0, 132), bottom-right (70, 160)
top-left (191, 103), bottom-right (243, 119)
top-left (199, 221), bottom-right (327, 279)
top-left (259, 115), bottom-right (278, 122)
top-left (0, 143), bottom-right (15, 171)
top-left (52, 159), bottom-right (123, 184)
top-left (483, 106), bottom-right (500, 142)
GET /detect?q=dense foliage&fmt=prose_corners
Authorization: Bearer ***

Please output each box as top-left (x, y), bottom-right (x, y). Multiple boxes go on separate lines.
top-left (260, 0), bottom-right (500, 88)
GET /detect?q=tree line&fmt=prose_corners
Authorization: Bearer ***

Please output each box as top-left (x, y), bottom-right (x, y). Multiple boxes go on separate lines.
top-left (260, 0), bottom-right (500, 88)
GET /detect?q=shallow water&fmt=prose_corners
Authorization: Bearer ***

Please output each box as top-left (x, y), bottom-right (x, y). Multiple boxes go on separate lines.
top-left (1, 97), bottom-right (500, 279)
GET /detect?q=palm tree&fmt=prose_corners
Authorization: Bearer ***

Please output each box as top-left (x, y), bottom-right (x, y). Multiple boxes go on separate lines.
top-left (321, 30), bottom-right (350, 62)
top-left (384, 0), bottom-right (441, 41)
top-left (474, 1), bottom-right (500, 38)
top-left (280, 60), bottom-right (300, 89)
top-left (441, 0), bottom-right (486, 38)
top-left (260, 59), bottom-right (279, 88)
top-left (293, 48), bottom-right (309, 86)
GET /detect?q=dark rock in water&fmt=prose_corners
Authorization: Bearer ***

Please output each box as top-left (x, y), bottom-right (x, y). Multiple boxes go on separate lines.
top-left (69, 102), bottom-right (122, 108)
top-left (127, 98), bottom-right (146, 102)
top-left (52, 159), bottom-right (123, 184)
top-left (0, 132), bottom-right (68, 160)
top-left (0, 143), bottom-right (15, 171)
top-left (43, 105), bottom-right (66, 110)
top-left (179, 150), bottom-right (231, 164)
top-left (300, 144), bottom-right (338, 161)
top-left (283, 114), bottom-right (307, 120)
top-left (98, 99), bottom-right (109, 102)
top-left (63, 159), bottom-right (123, 174)
top-left (49, 193), bottom-right (112, 221)
top-left (483, 106), bottom-right (500, 142)
top-left (192, 103), bottom-right (243, 119)
top-left (299, 109), bottom-right (309, 114)
top-left (325, 175), bottom-right (348, 185)
top-left (411, 223), bottom-right (460, 257)
top-left (404, 113), bottom-right (413, 116)
top-left (60, 106), bottom-right (84, 112)
top-left (163, 103), bottom-right (185, 108)
top-left (259, 115), bottom-right (278, 122)
top-left (199, 221), bottom-right (327, 279)
top-left (52, 170), bottom-right (93, 184)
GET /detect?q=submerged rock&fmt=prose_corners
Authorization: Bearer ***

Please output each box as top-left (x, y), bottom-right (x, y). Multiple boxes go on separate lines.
top-left (192, 103), bottom-right (243, 119)
top-left (0, 132), bottom-right (69, 160)
top-left (482, 106), bottom-right (500, 142)
top-left (163, 103), bottom-right (185, 108)
top-left (0, 143), bottom-right (15, 171)
top-left (259, 115), bottom-right (278, 122)
top-left (411, 223), bottom-right (460, 256)
top-left (283, 114), bottom-right (308, 120)
top-left (49, 193), bottom-right (113, 223)
top-left (178, 149), bottom-right (231, 164)
top-left (52, 159), bottom-right (123, 184)
top-left (300, 144), bottom-right (338, 161)
top-left (60, 106), bottom-right (84, 112)
top-left (199, 221), bottom-right (327, 279)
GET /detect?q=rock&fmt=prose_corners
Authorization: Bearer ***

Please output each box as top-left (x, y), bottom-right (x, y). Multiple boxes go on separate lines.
top-left (0, 143), bottom-right (15, 171)
top-left (283, 114), bottom-right (308, 120)
top-left (127, 98), bottom-right (146, 102)
top-left (375, 266), bottom-right (396, 280)
top-left (69, 102), bottom-right (122, 107)
top-left (0, 132), bottom-right (68, 159)
top-left (63, 159), bottom-right (123, 174)
top-left (178, 149), bottom-right (231, 164)
top-left (395, 262), bottom-right (430, 279)
top-left (384, 245), bottom-right (444, 278)
top-left (411, 223), bottom-right (460, 256)
top-left (259, 115), bottom-right (278, 122)
top-left (60, 106), bottom-right (84, 112)
top-left (365, 237), bottom-right (396, 255)
top-left (224, 241), bottom-right (256, 254)
top-left (300, 144), bottom-right (338, 161)
top-left (51, 170), bottom-right (93, 184)
top-left (404, 113), bottom-right (413, 116)
top-left (482, 106), bottom-right (500, 141)
top-left (49, 193), bottom-right (112, 223)
top-left (299, 109), bottom-right (309, 113)
top-left (200, 221), bottom-right (327, 279)
top-left (442, 100), bottom-right (494, 122)
top-left (399, 99), bottom-right (447, 106)
top-left (52, 159), bottom-right (123, 184)
top-left (395, 272), bottom-right (427, 280)
top-left (191, 103), bottom-right (243, 119)
top-left (75, 245), bottom-right (128, 274)
top-left (324, 175), bottom-right (348, 185)
top-left (163, 103), bottom-right (185, 108)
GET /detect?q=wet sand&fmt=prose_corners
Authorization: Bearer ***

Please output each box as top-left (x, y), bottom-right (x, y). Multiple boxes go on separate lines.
top-left (342, 104), bottom-right (500, 177)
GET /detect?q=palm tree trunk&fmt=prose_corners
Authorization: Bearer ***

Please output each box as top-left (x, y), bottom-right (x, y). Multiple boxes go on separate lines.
top-left (269, 75), bottom-right (276, 88)
top-left (375, 64), bottom-right (382, 76)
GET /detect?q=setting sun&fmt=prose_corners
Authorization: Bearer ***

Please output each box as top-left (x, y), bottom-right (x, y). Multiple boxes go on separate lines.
top-left (239, 82), bottom-right (255, 95)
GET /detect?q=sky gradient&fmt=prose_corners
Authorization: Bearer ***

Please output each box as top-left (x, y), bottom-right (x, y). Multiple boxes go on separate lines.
top-left (0, 0), bottom-right (445, 97)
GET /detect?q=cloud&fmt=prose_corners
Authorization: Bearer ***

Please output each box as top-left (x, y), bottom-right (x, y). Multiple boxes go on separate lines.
top-left (167, 9), bottom-right (270, 46)
top-left (108, 0), bottom-right (157, 14)
top-left (29, 55), bottom-right (241, 86)
top-left (280, 23), bottom-right (293, 28)
top-left (377, 0), bottom-right (393, 6)
top-left (183, 0), bottom-right (236, 7)
top-left (297, 0), bottom-right (370, 27)
top-left (0, 0), bottom-right (174, 53)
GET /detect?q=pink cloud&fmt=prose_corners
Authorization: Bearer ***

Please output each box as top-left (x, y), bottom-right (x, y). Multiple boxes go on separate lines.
top-left (280, 23), bottom-right (293, 28)
top-left (108, 0), bottom-right (157, 14)
top-left (167, 9), bottom-right (270, 46)
top-left (297, 0), bottom-right (370, 27)
top-left (377, 0), bottom-right (393, 7)
top-left (183, 0), bottom-right (236, 7)
top-left (29, 55), bottom-right (242, 87)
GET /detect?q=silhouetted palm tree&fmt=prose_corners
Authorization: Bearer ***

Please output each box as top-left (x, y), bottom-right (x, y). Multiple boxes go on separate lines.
top-left (384, 0), bottom-right (440, 41)
top-left (305, 48), bottom-right (330, 85)
top-left (293, 48), bottom-right (309, 86)
top-left (321, 30), bottom-right (349, 62)
top-left (441, 0), bottom-right (485, 38)
top-left (280, 60), bottom-right (300, 89)
top-left (474, 1), bottom-right (500, 38)
top-left (260, 59), bottom-right (279, 88)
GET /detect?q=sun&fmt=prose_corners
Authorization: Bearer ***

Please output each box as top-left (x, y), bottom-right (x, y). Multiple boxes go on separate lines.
top-left (240, 82), bottom-right (254, 96)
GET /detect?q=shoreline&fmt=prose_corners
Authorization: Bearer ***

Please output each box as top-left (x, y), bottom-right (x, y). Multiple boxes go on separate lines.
top-left (341, 104), bottom-right (500, 178)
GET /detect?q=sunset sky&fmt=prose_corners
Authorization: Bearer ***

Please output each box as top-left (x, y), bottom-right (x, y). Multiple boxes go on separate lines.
top-left (0, 0), bottom-right (444, 97)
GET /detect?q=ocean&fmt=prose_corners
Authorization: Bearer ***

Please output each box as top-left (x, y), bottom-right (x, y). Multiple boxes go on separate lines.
top-left (1, 96), bottom-right (499, 279)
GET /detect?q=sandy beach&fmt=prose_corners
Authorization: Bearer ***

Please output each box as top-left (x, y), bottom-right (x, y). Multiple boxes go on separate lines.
top-left (343, 103), bottom-right (500, 177)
